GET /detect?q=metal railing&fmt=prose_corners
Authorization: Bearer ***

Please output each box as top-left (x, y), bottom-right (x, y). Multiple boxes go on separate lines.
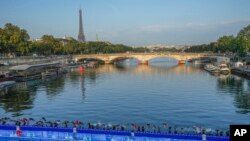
top-left (0, 125), bottom-right (229, 141)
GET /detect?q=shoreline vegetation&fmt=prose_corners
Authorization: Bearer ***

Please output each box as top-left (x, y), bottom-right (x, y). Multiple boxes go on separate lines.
top-left (0, 23), bottom-right (250, 58)
top-left (181, 24), bottom-right (250, 57)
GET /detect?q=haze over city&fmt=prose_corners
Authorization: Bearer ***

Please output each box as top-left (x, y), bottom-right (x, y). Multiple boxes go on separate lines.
top-left (0, 0), bottom-right (250, 46)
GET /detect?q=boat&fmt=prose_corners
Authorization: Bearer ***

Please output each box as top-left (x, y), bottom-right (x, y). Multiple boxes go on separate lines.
top-left (218, 64), bottom-right (230, 75)
top-left (204, 64), bottom-right (220, 74)
top-left (0, 72), bottom-right (16, 89)
top-left (65, 59), bottom-right (82, 69)
top-left (41, 70), bottom-right (58, 78)
top-left (204, 63), bottom-right (230, 75)
top-left (230, 61), bottom-right (248, 75)
top-left (230, 61), bottom-right (250, 77)
top-left (194, 59), bottom-right (211, 65)
top-left (87, 61), bottom-right (99, 68)
top-left (9, 63), bottom-right (62, 82)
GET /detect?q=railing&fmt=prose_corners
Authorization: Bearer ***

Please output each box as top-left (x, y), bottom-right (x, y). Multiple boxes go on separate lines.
top-left (0, 125), bottom-right (229, 141)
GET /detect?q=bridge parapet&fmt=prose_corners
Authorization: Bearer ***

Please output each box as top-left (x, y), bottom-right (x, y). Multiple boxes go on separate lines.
top-left (74, 53), bottom-right (206, 64)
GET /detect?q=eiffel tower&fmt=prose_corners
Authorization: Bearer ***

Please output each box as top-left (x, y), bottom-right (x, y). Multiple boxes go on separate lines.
top-left (78, 9), bottom-right (86, 42)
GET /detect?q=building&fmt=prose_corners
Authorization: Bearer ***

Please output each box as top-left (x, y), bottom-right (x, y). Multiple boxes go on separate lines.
top-left (58, 36), bottom-right (75, 46)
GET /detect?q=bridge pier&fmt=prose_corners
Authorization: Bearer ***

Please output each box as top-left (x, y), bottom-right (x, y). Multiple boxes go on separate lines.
top-left (178, 60), bottom-right (186, 64)
top-left (139, 60), bottom-right (149, 65)
top-left (105, 61), bottom-right (112, 64)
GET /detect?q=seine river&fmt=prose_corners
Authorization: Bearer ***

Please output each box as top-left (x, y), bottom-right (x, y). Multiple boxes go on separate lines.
top-left (0, 58), bottom-right (250, 130)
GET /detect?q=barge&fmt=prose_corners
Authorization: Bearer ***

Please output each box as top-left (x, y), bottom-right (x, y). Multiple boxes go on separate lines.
top-left (9, 63), bottom-right (64, 82)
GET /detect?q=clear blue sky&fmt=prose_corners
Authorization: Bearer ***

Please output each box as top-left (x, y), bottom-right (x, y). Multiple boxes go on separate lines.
top-left (0, 0), bottom-right (250, 46)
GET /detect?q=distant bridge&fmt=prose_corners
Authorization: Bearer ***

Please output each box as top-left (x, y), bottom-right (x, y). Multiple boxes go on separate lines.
top-left (73, 52), bottom-right (207, 64)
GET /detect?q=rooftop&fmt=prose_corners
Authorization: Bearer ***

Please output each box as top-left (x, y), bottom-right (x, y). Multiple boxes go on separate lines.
top-left (9, 63), bottom-right (60, 71)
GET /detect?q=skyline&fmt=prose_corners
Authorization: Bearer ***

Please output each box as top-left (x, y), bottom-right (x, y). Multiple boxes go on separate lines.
top-left (0, 0), bottom-right (250, 46)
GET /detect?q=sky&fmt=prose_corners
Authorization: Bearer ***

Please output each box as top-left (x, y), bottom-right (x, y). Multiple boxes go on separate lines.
top-left (0, 0), bottom-right (250, 46)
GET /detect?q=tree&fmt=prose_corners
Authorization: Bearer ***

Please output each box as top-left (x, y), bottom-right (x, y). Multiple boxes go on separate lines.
top-left (236, 24), bottom-right (250, 56)
top-left (0, 28), bottom-right (4, 53)
top-left (184, 24), bottom-right (250, 56)
top-left (41, 35), bottom-right (62, 54)
top-left (217, 35), bottom-right (235, 53)
top-left (63, 39), bottom-right (79, 54)
top-left (236, 35), bottom-right (250, 56)
top-left (238, 24), bottom-right (250, 38)
top-left (0, 23), bottom-right (30, 56)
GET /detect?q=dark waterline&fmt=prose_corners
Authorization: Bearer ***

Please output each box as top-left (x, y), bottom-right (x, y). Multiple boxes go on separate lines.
top-left (0, 58), bottom-right (250, 130)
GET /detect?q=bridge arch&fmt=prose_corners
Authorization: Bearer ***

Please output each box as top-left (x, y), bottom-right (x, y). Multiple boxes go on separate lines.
top-left (109, 57), bottom-right (133, 64)
top-left (77, 57), bottom-right (105, 64)
top-left (74, 53), bottom-right (205, 65)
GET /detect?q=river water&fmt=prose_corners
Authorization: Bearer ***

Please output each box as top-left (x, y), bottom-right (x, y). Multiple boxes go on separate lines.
top-left (0, 58), bottom-right (249, 130)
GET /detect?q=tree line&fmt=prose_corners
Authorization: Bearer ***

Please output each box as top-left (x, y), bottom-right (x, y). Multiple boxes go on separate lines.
top-left (184, 24), bottom-right (250, 56)
top-left (2, 22), bottom-right (249, 57)
top-left (0, 23), bottom-right (150, 57)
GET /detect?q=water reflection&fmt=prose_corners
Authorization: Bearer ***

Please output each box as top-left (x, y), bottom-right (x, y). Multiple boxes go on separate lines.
top-left (0, 84), bottom-right (36, 117)
top-left (216, 75), bottom-right (250, 114)
top-left (99, 64), bottom-right (203, 76)
top-left (0, 76), bottom-right (65, 116)
top-left (43, 77), bottom-right (65, 98)
top-left (80, 75), bottom-right (86, 100)
top-left (0, 58), bottom-right (249, 128)
top-left (67, 69), bottom-right (86, 100)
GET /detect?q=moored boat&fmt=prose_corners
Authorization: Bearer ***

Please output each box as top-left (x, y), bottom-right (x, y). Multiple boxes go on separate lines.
top-left (0, 72), bottom-right (16, 89)
top-left (204, 63), bottom-right (230, 75)
top-left (194, 59), bottom-right (211, 65)
top-left (9, 63), bottom-right (62, 82)
top-left (218, 64), bottom-right (230, 75)
top-left (204, 64), bottom-right (220, 74)
top-left (41, 70), bottom-right (58, 78)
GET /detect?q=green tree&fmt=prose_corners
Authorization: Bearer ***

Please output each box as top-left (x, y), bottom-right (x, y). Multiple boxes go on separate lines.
top-left (0, 28), bottom-right (4, 53)
top-left (63, 39), bottom-right (79, 54)
top-left (0, 23), bottom-right (30, 56)
top-left (235, 24), bottom-right (250, 56)
top-left (217, 35), bottom-right (235, 52)
top-left (235, 35), bottom-right (250, 56)
top-left (238, 24), bottom-right (250, 38)
top-left (41, 35), bottom-right (63, 54)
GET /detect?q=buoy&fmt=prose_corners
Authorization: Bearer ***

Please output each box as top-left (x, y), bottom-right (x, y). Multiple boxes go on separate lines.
top-left (79, 66), bottom-right (84, 73)
top-left (79, 66), bottom-right (84, 76)
top-left (79, 65), bottom-right (84, 71)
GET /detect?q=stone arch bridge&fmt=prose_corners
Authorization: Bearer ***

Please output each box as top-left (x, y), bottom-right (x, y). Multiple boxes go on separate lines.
top-left (73, 53), bottom-right (207, 64)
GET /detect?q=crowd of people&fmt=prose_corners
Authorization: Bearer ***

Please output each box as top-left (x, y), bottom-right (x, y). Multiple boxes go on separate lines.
top-left (0, 117), bottom-right (229, 137)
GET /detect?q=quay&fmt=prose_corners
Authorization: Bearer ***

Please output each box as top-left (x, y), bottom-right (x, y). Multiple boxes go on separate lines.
top-left (230, 61), bottom-right (250, 77)
top-left (231, 67), bottom-right (250, 77)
